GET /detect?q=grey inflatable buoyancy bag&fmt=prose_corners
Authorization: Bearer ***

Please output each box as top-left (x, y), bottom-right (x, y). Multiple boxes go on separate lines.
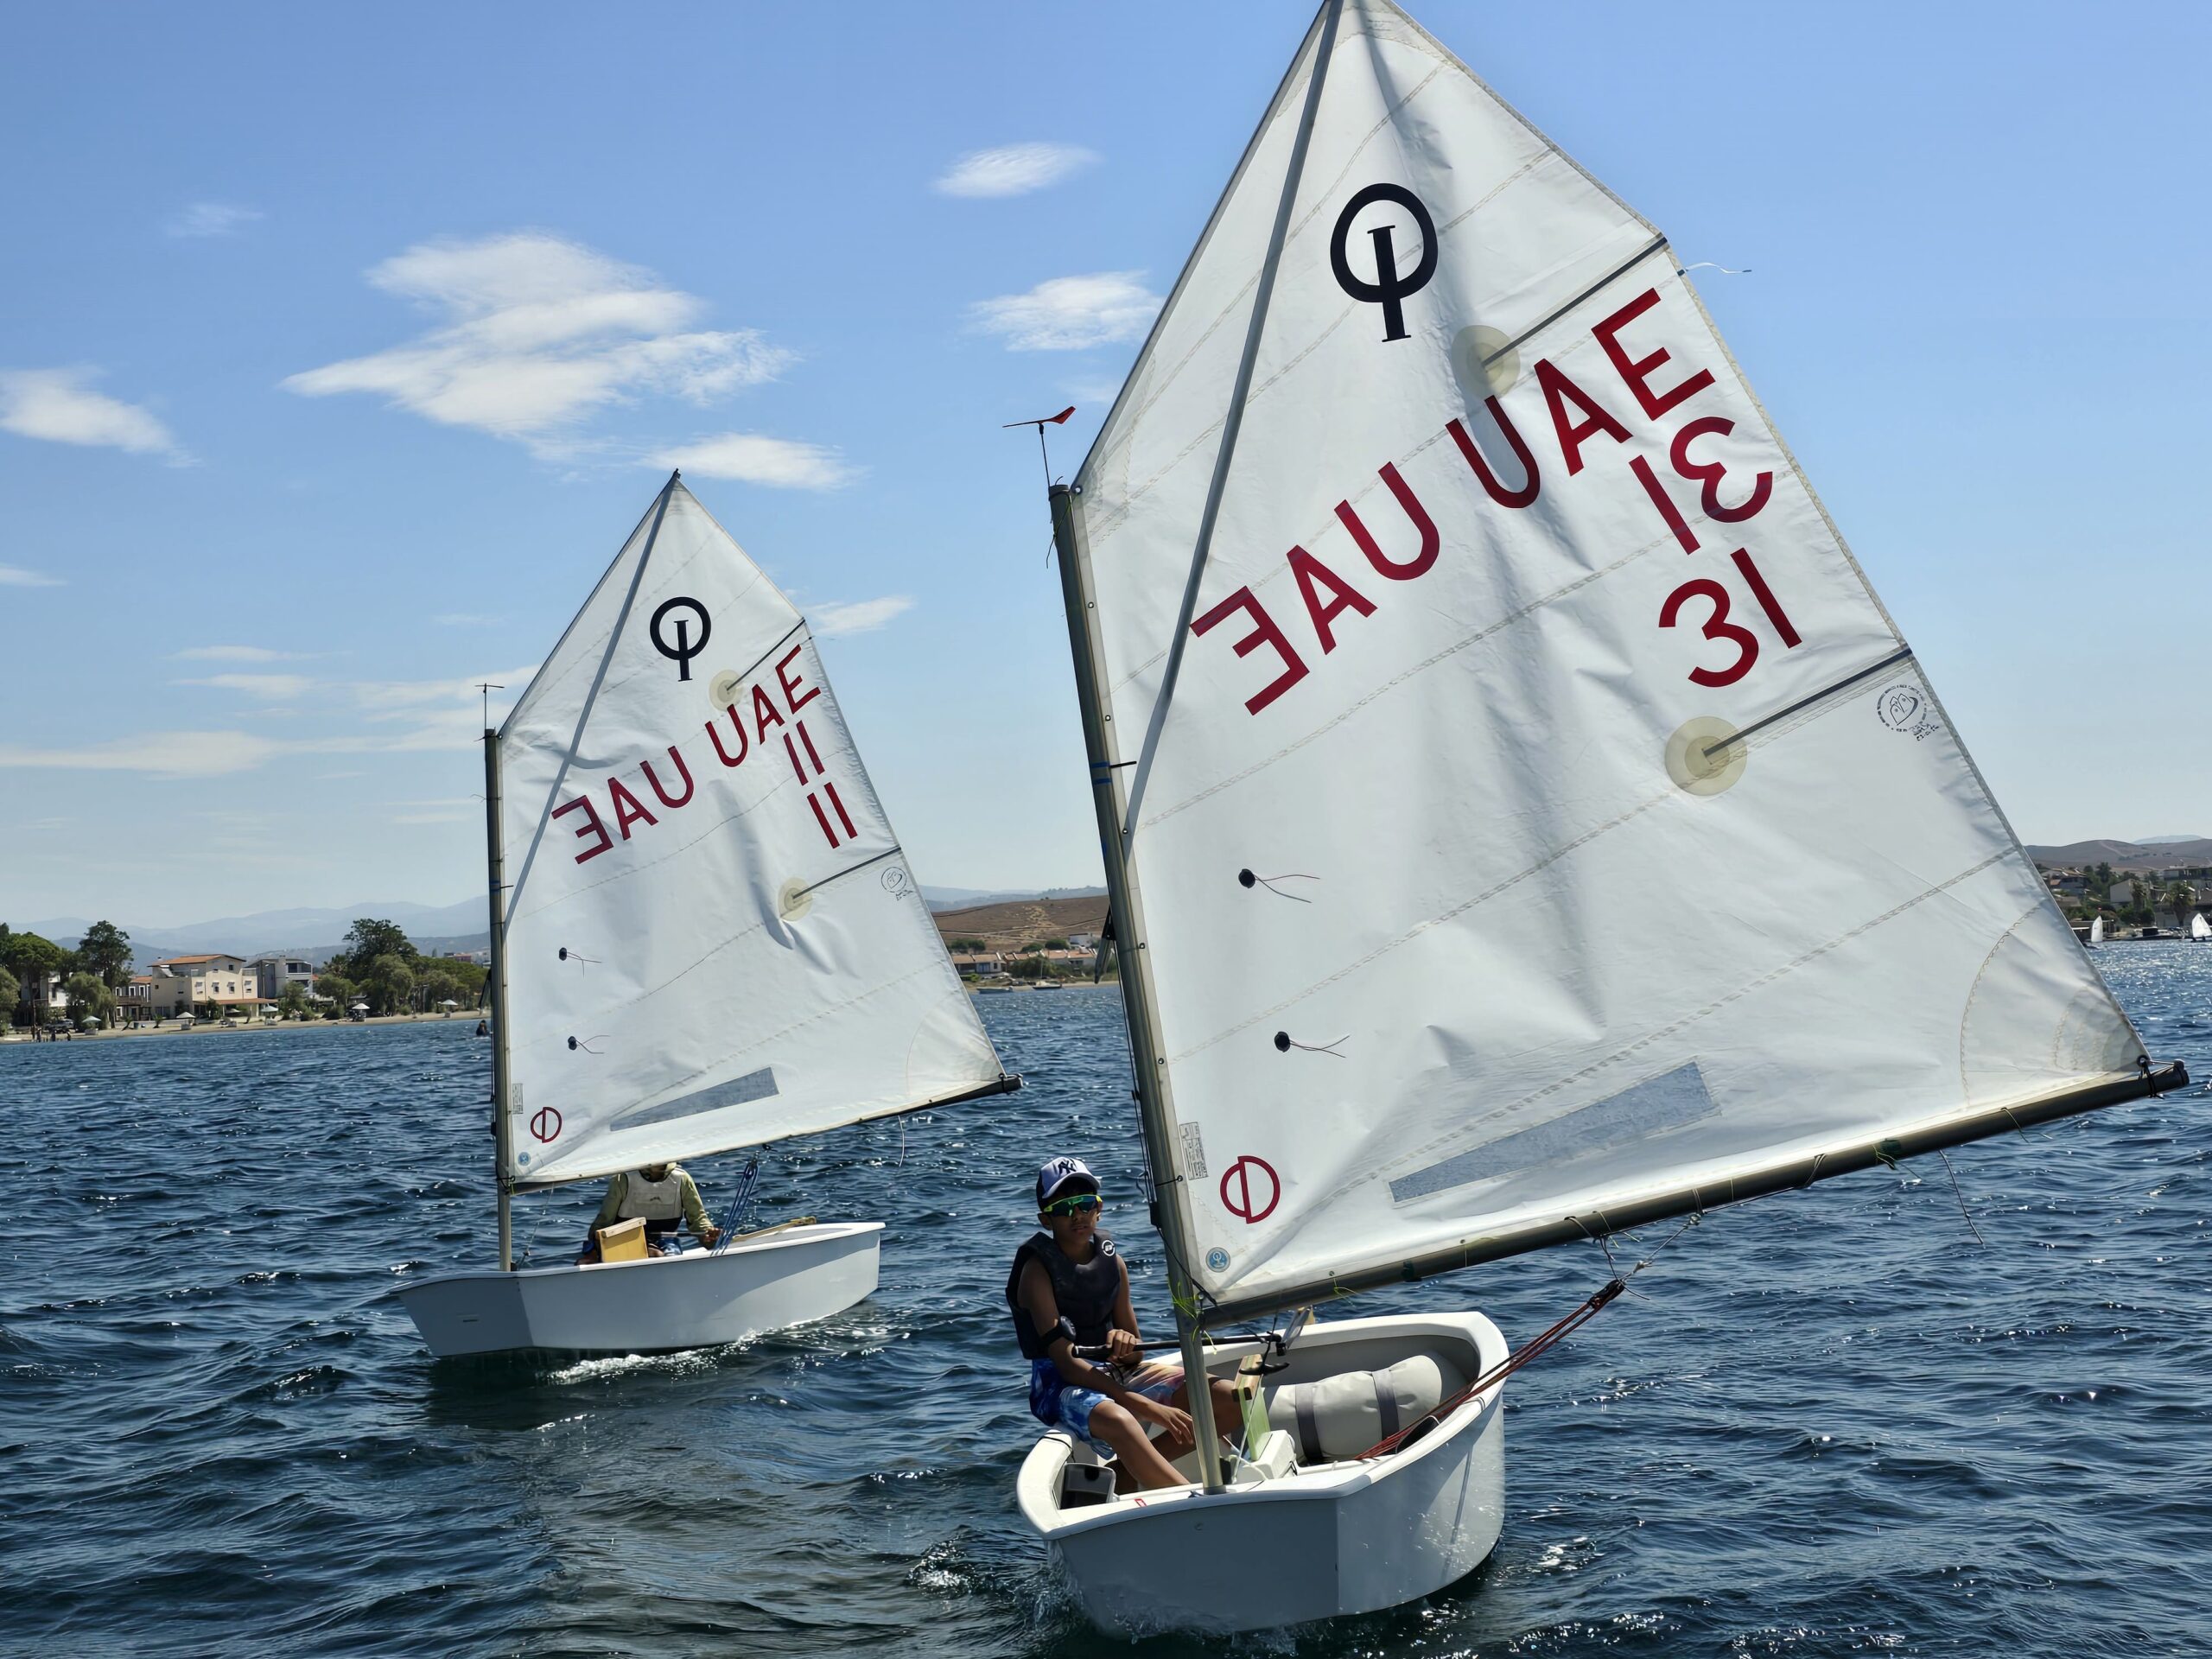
top-left (1265, 1351), bottom-right (1471, 1463)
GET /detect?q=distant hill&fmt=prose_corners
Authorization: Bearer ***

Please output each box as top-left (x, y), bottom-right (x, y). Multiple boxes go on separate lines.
top-left (2024, 836), bottom-right (2212, 871)
top-left (933, 894), bottom-right (1109, 951)
top-left (924, 885), bottom-right (1105, 914)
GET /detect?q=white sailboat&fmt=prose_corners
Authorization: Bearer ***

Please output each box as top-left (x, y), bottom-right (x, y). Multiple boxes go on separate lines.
top-left (2090, 913), bottom-right (2106, 947)
top-left (1027, 0), bottom-right (2185, 1633)
top-left (397, 475), bottom-right (1016, 1358)
top-left (2192, 912), bottom-right (2209, 942)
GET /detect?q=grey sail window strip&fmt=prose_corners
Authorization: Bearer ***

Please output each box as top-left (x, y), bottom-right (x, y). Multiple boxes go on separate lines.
top-left (780, 844), bottom-right (906, 908)
top-left (613, 1066), bottom-right (779, 1130)
top-left (1389, 1059), bottom-right (1716, 1203)
top-left (1481, 234), bottom-right (1671, 370)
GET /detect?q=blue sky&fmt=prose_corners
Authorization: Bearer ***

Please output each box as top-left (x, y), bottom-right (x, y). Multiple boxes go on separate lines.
top-left (3, 3), bottom-right (2206, 929)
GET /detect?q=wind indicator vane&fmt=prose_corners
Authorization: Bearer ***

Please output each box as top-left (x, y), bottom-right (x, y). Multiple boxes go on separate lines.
top-left (1003, 405), bottom-right (1076, 493)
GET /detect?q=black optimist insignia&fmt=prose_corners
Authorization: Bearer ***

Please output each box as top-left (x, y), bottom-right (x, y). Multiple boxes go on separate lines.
top-left (649, 596), bottom-right (712, 681)
top-left (1330, 182), bottom-right (1439, 343)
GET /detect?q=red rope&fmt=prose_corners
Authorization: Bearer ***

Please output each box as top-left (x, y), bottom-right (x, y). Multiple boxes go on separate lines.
top-left (1355, 1276), bottom-right (1625, 1460)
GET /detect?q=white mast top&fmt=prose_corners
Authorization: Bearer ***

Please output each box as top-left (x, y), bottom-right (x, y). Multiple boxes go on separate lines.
top-left (494, 478), bottom-right (1009, 1188)
top-left (1064, 0), bottom-right (2152, 1320)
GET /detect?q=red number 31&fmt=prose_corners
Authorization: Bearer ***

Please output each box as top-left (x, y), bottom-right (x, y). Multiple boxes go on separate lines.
top-left (1659, 550), bottom-right (1802, 688)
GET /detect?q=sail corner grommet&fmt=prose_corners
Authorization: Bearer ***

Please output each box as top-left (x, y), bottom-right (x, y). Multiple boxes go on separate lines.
top-left (1665, 716), bottom-right (1746, 796)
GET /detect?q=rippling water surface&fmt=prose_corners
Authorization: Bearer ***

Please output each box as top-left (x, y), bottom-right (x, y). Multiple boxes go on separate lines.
top-left (4, 950), bottom-right (2209, 1656)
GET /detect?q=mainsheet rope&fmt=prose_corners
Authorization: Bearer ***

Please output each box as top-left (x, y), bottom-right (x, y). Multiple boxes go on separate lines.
top-left (1352, 1210), bottom-right (1705, 1462)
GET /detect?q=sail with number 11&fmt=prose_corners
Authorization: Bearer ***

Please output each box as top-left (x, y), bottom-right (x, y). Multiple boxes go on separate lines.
top-left (1020, 0), bottom-right (2187, 1634)
top-left (397, 474), bottom-right (1016, 1357)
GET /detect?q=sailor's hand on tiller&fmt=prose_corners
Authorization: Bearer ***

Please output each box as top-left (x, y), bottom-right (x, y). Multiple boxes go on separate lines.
top-left (1105, 1329), bottom-right (1142, 1364)
top-left (702, 1227), bottom-right (723, 1249)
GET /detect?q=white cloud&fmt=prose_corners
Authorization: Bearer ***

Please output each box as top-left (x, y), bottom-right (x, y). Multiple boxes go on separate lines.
top-left (0, 563), bottom-right (63, 588)
top-left (0, 730), bottom-right (288, 779)
top-left (178, 673), bottom-right (315, 699)
top-left (812, 596), bottom-right (915, 637)
top-left (652, 432), bottom-right (856, 490)
top-left (283, 233), bottom-right (792, 453)
top-left (0, 666), bottom-right (535, 778)
top-left (934, 143), bottom-right (1098, 199)
top-left (390, 797), bottom-right (478, 825)
top-left (0, 368), bottom-right (181, 457)
top-left (346, 665), bottom-right (538, 712)
top-left (968, 271), bottom-right (1160, 351)
top-left (168, 201), bottom-right (263, 238)
top-left (172, 645), bottom-right (302, 662)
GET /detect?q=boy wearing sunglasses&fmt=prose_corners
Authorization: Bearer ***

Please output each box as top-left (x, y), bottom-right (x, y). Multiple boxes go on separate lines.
top-left (1007, 1155), bottom-right (1238, 1491)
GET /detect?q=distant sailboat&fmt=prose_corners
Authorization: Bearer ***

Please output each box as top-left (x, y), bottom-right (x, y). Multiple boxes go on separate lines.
top-left (1024, 0), bottom-right (2185, 1633)
top-left (2192, 912), bottom-right (2210, 942)
top-left (397, 476), bottom-right (1017, 1358)
top-left (2090, 914), bottom-right (2107, 947)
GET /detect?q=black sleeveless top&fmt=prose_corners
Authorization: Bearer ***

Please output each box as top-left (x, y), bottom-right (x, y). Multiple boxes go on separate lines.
top-left (1006, 1230), bottom-right (1121, 1359)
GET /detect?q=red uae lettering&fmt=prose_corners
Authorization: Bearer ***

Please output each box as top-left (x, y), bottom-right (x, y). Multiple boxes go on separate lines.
top-left (530, 1106), bottom-right (563, 1143)
top-left (1220, 1155), bottom-right (1281, 1224)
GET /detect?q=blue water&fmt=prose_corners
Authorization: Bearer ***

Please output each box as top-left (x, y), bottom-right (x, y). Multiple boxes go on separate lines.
top-left (3, 950), bottom-right (2208, 1656)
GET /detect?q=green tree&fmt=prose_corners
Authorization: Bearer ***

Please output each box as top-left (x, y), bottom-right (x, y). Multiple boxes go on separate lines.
top-left (360, 952), bottom-right (416, 1015)
top-left (419, 969), bottom-right (461, 1012)
top-left (75, 920), bottom-right (133, 989)
top-left (0, 932), bottom-right (66, 1025)
top-left (277, 982), bottom-right (310, 1020)
top-left (316, 972), bottom-right (358, 1018)
top-left (63, 971), bottom-right (113, 1027)
top-left (337, 919), bottom-right (418, 977)
top-left (0, 963), bottom-right (16, 1021)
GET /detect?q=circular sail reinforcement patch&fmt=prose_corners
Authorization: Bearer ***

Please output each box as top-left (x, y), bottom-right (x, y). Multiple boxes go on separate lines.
top-left (708, 667), bottom-right (744, 713)
top-left (1665, 716), bottom-right (1746, 795)
top-left (778, 876), bottom-right (814, 923)
top-left (1452, 323), bottom-right (1519, 399)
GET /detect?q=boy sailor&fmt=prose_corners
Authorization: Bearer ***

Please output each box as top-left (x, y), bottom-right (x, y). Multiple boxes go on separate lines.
top-left (1007, 1155), bottom-right (1238, 1491)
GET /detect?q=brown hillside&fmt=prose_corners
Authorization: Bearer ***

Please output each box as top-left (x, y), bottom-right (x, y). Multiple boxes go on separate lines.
top-left (934, 895), bottom-right (1108, 952)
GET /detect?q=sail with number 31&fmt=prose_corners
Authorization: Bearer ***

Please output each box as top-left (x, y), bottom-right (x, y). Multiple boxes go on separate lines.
top-left (1057, 0), bottom-right (2178, 1326)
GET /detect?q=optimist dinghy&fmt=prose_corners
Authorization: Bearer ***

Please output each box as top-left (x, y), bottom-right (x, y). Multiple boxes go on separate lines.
top-left (1028, 0), bottom-right (2186, 1633)
top-left (397, 476), bottom-right (1016, 1358)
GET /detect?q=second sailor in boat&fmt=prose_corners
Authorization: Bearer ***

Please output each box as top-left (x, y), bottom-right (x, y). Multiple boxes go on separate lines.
top-left (1007, 1156), bottom-right (1238, 1491)
top-left (580, 1162), bottom-right (723, 1261)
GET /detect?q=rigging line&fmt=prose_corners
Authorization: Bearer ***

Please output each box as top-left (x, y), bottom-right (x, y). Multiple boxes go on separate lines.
top-left (1934, 1148), bottom-right (1987, 1248)
top-left (1480, 234), bottom-right (1672, 369)
top-left (1700, 645), bottom-right (1917, 760)
top-left (779, 844), bottom-right (906, 906)
top-left (1120, 0), bottom-right (1346, 848)
top-left (504, 474), bottom-right (678, 931)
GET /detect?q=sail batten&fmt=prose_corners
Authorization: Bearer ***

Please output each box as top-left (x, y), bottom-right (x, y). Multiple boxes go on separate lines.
top-left (1061, 0), bottom-right (2154, 1314)
top-left (495, 480), bottom-right (1007, 1188)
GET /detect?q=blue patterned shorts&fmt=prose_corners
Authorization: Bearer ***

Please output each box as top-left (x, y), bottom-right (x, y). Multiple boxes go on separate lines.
top-left (1028, 1359), bottom-right (1182, 1448)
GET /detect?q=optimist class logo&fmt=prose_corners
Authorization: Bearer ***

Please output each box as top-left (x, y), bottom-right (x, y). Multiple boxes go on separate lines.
top-left (1329, 182), bottom-right (1438, 342)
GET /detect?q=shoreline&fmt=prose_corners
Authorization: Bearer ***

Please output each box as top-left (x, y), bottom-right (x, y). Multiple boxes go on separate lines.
top-left (1, 1012), bottom-right (486, 1046)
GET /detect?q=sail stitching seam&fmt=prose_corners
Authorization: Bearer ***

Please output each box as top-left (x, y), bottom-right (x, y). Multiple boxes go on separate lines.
top-left (1088, 43), bottom-right (1444, 499)
top-left (1141, 518), bottom-right (1681, 830)
top-left (1377, 849), bottom-right (2013, 1181)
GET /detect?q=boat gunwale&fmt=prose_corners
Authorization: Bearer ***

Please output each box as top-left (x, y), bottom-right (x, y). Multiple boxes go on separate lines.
top-left (389, 1219), bottom-right (884, 1297)
top-left (1018, 1309), bottom-right (1507, 1540)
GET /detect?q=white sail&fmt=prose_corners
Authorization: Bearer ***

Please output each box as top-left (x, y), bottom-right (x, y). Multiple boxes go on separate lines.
top-left (2194, 912), bottom-right (2210, 941)
top-left (2090, 915), bottom-right (2106, 945)
top-left (1064, 0), bottom-right (2145, 1314)
top-left (496, 478), bottom-right (1007, 1187)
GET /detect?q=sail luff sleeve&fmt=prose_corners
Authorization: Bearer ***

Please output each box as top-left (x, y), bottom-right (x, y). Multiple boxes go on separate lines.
top-left (1197, 1061), bottom-right (2189, 1330)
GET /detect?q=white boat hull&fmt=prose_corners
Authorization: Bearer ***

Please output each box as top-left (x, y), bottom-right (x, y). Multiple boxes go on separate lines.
top-left (1018, 1310), bottom-right (1508, 1635)
top-left (394, 1221), bottom-right (881, 1357)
